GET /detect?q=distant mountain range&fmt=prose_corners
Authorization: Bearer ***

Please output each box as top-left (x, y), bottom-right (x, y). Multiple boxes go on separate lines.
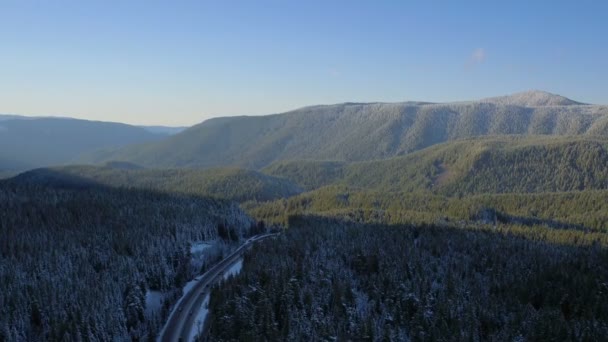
top-left (3, 90), bottom-right (607, 173)
top-left (79, 90), bottom-right (608, 169)
top-left (0, 115), bottom-right (184, 171)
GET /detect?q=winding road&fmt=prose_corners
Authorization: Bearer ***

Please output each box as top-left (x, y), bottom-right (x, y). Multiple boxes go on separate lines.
top-left (159, 233), bottom-right (277, 342)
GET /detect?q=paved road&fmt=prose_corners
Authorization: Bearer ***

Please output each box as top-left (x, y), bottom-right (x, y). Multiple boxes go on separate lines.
top-left (160, 233), bottom-right (277, 342)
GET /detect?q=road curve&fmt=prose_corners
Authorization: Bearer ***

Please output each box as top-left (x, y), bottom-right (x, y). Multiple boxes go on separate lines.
top-left (160, 233), bottom-right (277, 342)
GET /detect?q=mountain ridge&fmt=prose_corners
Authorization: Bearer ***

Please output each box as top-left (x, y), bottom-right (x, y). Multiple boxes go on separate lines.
top-left (79, 91), bottom-right (608, 169)
top-left (480, 90), bottom-right (586, 107)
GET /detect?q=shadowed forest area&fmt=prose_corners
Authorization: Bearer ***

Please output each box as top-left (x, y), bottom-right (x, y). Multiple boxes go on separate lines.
top-left (0, 180), bottom-right (258, 341)
top-left (206, 216), bottom-right (608, 341)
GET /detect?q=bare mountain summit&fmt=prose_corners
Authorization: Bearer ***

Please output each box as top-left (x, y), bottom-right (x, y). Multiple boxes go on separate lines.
top-left (481, 90), bottom-right (585, 107)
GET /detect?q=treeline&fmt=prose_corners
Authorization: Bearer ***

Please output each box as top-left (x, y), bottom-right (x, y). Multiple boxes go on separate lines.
top-left (0, 181), bottom-right (256, 341)
top-left (11, 166), bottom-right (303, 203)
top-left (245, 187), bottom-right (608, 233)
top-left (206, 216), bottom-right (608, 341)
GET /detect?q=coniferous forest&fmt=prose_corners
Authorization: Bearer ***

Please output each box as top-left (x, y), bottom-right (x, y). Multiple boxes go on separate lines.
top-left (206, 216), bottom-right (608, 341)
top-left (3, 2), bottom-right (608, 340)
top-left (0, 181), bottom-right (255, 340)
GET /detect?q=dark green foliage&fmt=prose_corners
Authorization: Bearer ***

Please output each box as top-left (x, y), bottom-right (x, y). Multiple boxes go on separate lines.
top-left (207, 216), bottom-right (608, 341)
top-left (441, 138), bottom-right (608, 195)
top-left (263, 160), bottom-right (346, 190)
top-left (15, 136), bottom-right (608, 209)
top-left (261, 136), bottom-right (608, 196)
top-left (11, 165), bottom-right (303, 202)
top-left (245, 186), bottom-right (608, 233)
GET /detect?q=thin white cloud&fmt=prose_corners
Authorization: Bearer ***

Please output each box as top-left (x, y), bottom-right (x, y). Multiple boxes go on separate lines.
top-left (471, 48), bottom-right (486, 63)
top-left (466, 48), bottom-right (487, 69)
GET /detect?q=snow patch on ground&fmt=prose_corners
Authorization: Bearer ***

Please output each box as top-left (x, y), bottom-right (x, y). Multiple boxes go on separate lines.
top-left (190, 242), bottom-right (213, 254)
top-left (145, 290), bottom-right (164, 316)
top-left (183, 277), bottom-right (200, 295)
top-left (223, 259), bottom-right (243, 280)
top-left (188, 294), bottom-right (210, 342)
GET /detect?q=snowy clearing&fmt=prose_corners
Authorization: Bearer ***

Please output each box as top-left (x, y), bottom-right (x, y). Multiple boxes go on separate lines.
top-left (145, 290), bottom-right (164, 316)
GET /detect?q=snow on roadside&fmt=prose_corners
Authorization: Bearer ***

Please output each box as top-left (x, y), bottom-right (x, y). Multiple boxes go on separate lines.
top-left (188, 294), bottom-right (210, 342)
top-left (157, 239), bottom-right (252, 341)
top-left (185, 259), bottom-right (243, 341)
top-left (223, 259), bottom-right (243, 280)
top-left (183, 277), bottom-right (200, 296)
top-left (156, 275), bottom-right (205, 341)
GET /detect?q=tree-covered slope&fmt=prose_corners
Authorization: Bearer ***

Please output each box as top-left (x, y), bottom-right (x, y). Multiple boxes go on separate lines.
top-left (18, 135), bottom-right (608, 202)
top-left (245, 186), bottom-right (608, 231)
top-left (80, 91), bottom-right (608, 169)
top-left (207, 216), bottom-right (608, 341)
top-left (262, 160), bottom-right (347, 191)
top-left (262, 136), bottom-right (608, 196)
top-left (0, 181), bottom-right (256, 341)
top-left (11, 164), bottom-right (303, 202)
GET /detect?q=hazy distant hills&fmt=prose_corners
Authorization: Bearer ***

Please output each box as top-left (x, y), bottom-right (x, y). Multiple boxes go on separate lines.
top-left (138, 125), bottom-right (187, 135)
top-left (0, 115), bottom-right (182, 171)
top-left (81, 90), bottom-right (608, 169)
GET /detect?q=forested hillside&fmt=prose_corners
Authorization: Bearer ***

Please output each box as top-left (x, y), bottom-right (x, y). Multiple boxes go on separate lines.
top-left (206, 216), bottom-right (608, 341)
top-left (262, 161), bottom-right (347, 191)
top-left (80, 91), bottom-right (608, 169)
top-left (16, 135), bottom-right (608, 210)
top-left (245, 186), bottom-right (608, 232)
top-left (0, 181), bottom-right (257, 340)
top-left (10, 165), bottom-right (303, 202)
top-left (262, 136), bottom-right (608, 195)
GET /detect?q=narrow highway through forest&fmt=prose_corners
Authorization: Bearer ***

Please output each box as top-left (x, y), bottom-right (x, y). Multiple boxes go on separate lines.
top-left (160, 233), bottom-right (277, 342)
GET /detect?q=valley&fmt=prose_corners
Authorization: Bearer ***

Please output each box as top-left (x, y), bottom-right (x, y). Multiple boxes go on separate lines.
top-left (4, 2), bottom-right (607, 340)
top-left (2, 91), bottom-right (608, 341)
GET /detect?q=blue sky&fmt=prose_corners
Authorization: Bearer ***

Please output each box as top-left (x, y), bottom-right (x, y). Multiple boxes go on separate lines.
top-left (1, 1), bottom-right (606, 125)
